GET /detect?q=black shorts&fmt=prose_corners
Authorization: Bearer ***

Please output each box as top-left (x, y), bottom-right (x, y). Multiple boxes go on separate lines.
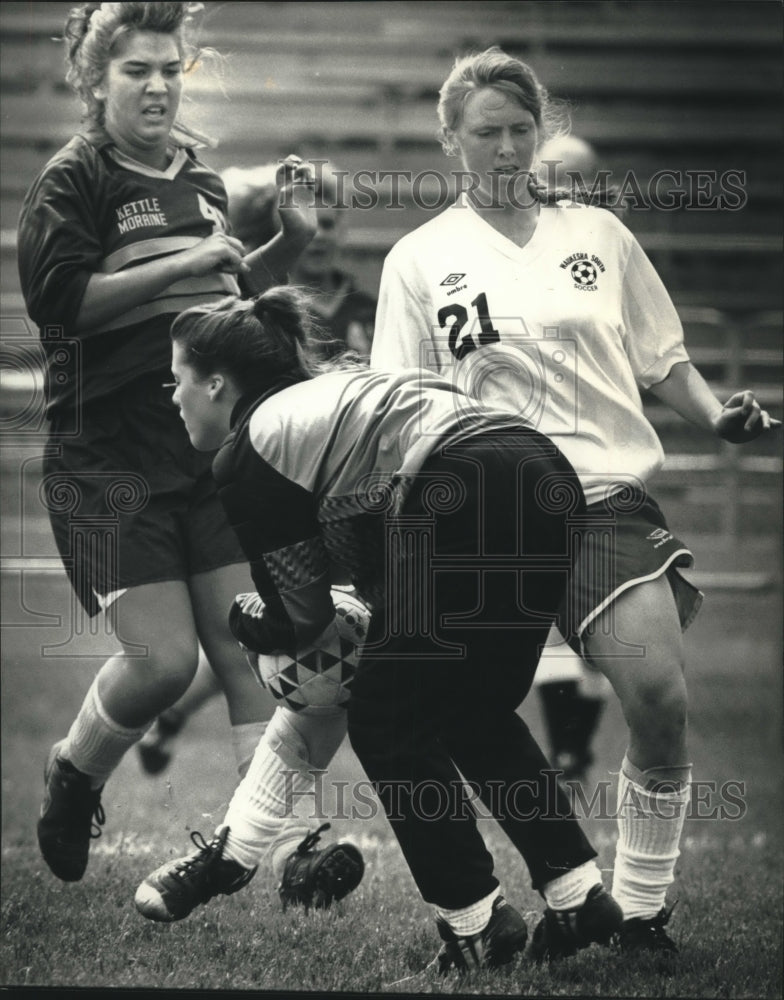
top-left (43, 372), bottom-right (245, 616)
top-left (559, 489), bottom-right (703, 654)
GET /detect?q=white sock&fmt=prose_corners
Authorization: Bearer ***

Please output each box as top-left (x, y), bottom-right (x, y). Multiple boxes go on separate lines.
top-left (436, 886), bottom-right (501, 936)
top-left (221, 707), bottom-right (330, 874)
top-left (231, 721), bottom-right (268, 779)
top-left (62, 678), bottom-right (148, 789)
top-left (542, 860), bottom-right (603, 911)
top-left (612, 755), bottom-right (691, 920)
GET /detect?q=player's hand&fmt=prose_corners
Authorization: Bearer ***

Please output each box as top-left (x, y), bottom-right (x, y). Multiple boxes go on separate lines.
top-left (713, 390), bottom-right (781, 443)
top-left (276, 154), bottom-right (318, 248)
top-left (181, 233), bottom-right (250, 278)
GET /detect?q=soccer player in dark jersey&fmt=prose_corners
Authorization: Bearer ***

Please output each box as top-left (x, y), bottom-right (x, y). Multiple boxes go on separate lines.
top-left (18, 1), bottom-right (359, 898)
top-left (134, 287), bottom-right (623, 970)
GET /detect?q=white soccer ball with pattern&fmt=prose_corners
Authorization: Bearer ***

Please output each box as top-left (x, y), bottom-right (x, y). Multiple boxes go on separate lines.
top-left (252, 591), bottom-right (370, 714)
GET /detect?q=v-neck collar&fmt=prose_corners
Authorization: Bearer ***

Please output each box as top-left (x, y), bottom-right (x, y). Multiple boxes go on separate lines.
top-left (455, 192), bottom-right (553, 264)
top-left (106, 145), bottom-right (189, 180)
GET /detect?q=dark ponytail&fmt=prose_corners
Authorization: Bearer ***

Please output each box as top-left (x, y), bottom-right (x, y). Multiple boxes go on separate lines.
top-left (171, 288), bottom-right (348, 396)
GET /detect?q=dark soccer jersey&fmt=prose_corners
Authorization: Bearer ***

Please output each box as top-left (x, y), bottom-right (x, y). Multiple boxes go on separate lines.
top-left (17, 125), bottom-right (241, 413)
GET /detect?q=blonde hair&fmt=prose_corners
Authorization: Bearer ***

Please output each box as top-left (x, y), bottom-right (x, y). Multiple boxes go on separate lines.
top-left (436, 46), bottom-right (567, 155)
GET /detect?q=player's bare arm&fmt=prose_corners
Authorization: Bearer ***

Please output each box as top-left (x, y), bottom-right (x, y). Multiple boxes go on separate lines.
top-left (243, 157), bottom-right (318, 292)
top-left (74, 232), bottom-right (249, 332)
top-left (648, 359), bottom-right (780, 442)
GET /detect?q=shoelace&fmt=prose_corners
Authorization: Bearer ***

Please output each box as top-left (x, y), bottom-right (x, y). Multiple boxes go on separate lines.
top-left (89, 801), bottom-right (106, 840)
top-left (647, 900), bottom-right (677, 940)
top-left (295, 822), bottom-right (331, 856)
top-left (172, 830), bottom-right (221, 875)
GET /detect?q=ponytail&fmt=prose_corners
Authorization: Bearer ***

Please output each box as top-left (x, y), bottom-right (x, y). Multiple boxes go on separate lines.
top-left (171, 288), bottom-right (358, 397)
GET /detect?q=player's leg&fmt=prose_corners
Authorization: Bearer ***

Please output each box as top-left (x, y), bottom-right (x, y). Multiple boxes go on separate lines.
top-left (134, 703), bottom-right (363, 921)
top-left (38, 580), bottom-right (200, 881)
top-left (436, 595), bottom-right (619, 960)
top-left (535, 632), bottom-right (610, 781)
top-left (583, 573), bottom-right (690, 952)
top-left (135, 563), bottom-right (362, 920)
top-left (188, 562), bottom-right (277, 777)
top-left (137, 646), bottom-right (222, 775)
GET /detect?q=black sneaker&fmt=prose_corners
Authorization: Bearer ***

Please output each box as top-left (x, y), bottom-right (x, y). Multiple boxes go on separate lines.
top-left (278, 822), bottom-right (364, 910)
top-left (436, 895), bottom-right (528, 974)
top-left (37, 741), bottom-right (105, 882)
top-left (136, 709), bottom-right (184, 775)
top-left (134, 826), bottom-right (256, 922)
top-left (532, 884), bottom-right (623, 961)
top-left (618, 903), bottom-right (678, 953)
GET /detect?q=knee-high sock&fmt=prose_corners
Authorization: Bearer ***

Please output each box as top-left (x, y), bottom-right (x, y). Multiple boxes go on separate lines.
top-left (231, 721), bottom-right (269, 779)
top-left (612, 754), bottom-right (691, 920)
top-left (221, 706), bottom-right (346, 877)
top-left (62, 677), bottom-right (149, 790)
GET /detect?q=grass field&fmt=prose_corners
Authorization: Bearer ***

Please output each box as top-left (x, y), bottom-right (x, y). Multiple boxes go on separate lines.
top-left (1, 559), bottom-right (782, 997)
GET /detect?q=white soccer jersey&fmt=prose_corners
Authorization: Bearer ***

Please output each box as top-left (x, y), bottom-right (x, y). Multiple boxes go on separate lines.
top-left (372, 197), bottom-right (689, 505)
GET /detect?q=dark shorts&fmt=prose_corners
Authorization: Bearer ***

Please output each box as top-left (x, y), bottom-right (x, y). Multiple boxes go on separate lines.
top-left (559, 489), bottom-right (703, 654)
top-left (43, 372), bottom-right (245, 616)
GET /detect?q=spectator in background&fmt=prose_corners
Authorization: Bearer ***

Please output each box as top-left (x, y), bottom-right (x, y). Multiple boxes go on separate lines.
top-left (138, 159), bottom-right (376, 774)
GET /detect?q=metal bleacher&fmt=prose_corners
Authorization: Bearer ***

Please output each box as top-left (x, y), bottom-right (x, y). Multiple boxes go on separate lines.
top-left (1, 0), bottom-right (782, 586)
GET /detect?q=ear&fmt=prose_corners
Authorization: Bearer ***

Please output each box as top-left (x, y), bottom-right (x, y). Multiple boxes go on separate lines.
top-left (207, 373), bottom-right (225, 400)
top-left (92, 81), bottom-right (107, 102)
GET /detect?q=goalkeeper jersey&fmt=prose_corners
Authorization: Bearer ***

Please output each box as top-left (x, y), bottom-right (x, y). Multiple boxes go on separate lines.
top-left (372, 196), bottom-right (689, 505)
top-left (17, 124), bottom-right (240, 414)
top-left (213, 367), bottom-right (545, 652)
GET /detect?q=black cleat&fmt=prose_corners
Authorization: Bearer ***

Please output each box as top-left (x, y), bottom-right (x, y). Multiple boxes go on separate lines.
top-left (278, 822), bottom-right (364, 910)
top-left (135, 826), bottom-right (256, 921)
top-left (436, 895), bottom-right (528, 975)
top-left (37, 741), bottom-right (105, 882)
top-left (618, 903), bottom-right (678, 953)
top-left (532, 884), bottom-right (623, 961)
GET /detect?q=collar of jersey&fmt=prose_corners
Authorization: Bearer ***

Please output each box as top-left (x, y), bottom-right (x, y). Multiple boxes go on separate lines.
top-left (229, 375), bottom-right (309, 429)
top-left (455, 191), bottom-right (553, 263)
top-left (106, 145), bottom-right (189, 180)
top-left (79, 123), bottom-right (189, 180)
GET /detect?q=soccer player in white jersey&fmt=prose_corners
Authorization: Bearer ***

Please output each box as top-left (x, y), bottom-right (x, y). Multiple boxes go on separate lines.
top-left (371, 47), bottom-right (780, 955)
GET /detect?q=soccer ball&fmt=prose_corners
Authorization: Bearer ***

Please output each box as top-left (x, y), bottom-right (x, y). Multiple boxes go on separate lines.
top-left (571, 261), bottom-right (597, 285)
top-left (251, 591), bottom-right (370, 714)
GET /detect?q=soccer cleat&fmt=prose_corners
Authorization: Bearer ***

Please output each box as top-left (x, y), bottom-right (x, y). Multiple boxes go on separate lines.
top-left (37, 741), bottom-right (105, 882)
top-left (136, 709), bottom-right (184, 775)
top-left (134, 826), bottom-right (256, 922)
top-left (531, 884), bottom-right (623, 962)
top-left (617, 903), bottom-right (678, 953)
top-left (278, 822), bottom-right (364, 910)
top-left (436, 895), bottom-right (528, 974)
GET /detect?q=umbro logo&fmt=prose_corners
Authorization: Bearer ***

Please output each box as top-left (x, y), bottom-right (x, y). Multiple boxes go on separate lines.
top-left (440, 273), bottom-right (465, 286)
top-left (647, 528), bottom-right (673, 548)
